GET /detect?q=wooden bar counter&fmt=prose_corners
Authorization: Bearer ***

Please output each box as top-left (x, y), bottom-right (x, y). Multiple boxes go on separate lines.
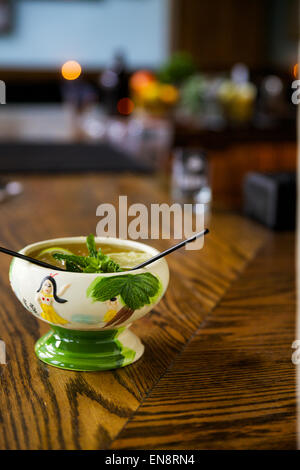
top-left (0, 173), bottom-right (296, 449)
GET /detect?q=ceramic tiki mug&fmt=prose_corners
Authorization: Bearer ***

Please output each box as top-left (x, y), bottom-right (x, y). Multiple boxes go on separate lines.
top-left (9, 237), bottom-right (169, 371)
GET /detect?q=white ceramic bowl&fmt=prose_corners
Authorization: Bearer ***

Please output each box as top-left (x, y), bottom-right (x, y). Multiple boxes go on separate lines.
top-left (9, 237), bottom-right (169, 371)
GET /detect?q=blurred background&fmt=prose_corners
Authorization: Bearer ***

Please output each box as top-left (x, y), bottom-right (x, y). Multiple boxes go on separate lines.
top-left (0, 0), bottom-right (297, 222)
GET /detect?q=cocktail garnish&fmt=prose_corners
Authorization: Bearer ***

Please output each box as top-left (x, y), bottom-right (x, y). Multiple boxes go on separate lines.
top-left (52, 234), bottom-right (122, 273)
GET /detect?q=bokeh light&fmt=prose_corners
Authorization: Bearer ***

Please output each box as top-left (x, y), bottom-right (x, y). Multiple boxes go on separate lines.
top-left (117, 97), bottom-right (135, 115)
top-left (293, 63), bottom-right (298, 79)
top-left (61, 60), bottom-right (82, 80)
top-left (264, 75), bottom-right (283, 95)
top-left (129, 70), bottom-right (156, 94)
top-left (100, 70), bottom-right (118, 88)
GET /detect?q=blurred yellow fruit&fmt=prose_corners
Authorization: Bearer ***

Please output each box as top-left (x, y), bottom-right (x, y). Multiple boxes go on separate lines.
top-left (143, 81), bottom-right (160, 103)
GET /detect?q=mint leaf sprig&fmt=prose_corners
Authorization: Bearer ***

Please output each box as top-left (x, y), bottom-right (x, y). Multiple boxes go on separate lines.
top-left (87, 272), bottom-right (160, 310)
top-left (86, 233), bottom-right (98, 258)
top-left (52, 234), bottom-right (122, 273)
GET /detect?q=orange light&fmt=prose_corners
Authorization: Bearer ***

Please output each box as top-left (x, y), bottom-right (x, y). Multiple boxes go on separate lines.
top-left (61, 60), bottom-right (82, 80)
top-left (293, 63), bottom-right (298, 79)
top-left (117, 97), bottom-right (134, 115)
top-left (129, 70), bottom-right (155, 93)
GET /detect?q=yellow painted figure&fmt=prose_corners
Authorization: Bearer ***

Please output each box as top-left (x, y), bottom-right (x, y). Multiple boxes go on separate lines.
top-left (35, 275), bottom-right (70, 325)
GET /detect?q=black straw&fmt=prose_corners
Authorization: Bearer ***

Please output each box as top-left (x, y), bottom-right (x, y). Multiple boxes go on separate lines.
top-left (0, 246), bottom-right (65, 271)
top-left (130, 228), bottom-right (209, 270)
top-left (1, 229), bottom-right (209, 273)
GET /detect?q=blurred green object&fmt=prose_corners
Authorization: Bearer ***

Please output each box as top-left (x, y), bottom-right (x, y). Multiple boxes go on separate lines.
top-left (180, 74), bottom-right (207, 114)
top-left (158, 52), bottom-right (196, 84)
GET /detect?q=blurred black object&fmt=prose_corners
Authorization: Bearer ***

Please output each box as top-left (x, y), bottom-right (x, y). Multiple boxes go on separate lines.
top-left (0, 142), bottom-right (151, 173)
top-left (7, 80), bottom-right (62, 104)
top-left (0, 0), bottom-right (13, 35)
top-left (99, 51), bottom-right (130, 115)
top-left (243, 172), bottom-right (296, 230)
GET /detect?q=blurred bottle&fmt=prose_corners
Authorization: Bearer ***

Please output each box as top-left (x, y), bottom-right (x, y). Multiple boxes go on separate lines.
top-left (218, 63), bottom-right (257, 124)
top-left (61, 79), bottom-right (99, 140)
top-left (257, 75), bottom-right (289, 125)
top-left (126, 113), bottom-right (173, 171)
top-left (179, 74), bottom-right (225, 129)
top-left (99, 51), bottom-right (130, 115)
top-left (171, 148), bottom-right (211, 215)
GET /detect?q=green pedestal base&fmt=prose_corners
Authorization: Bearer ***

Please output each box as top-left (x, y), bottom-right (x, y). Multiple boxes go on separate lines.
top-left (35, 326), bottom-right (144, 371)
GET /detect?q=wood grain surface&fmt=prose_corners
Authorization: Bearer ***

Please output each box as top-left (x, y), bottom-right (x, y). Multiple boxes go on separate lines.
top-left (0, 173), bottom-right (296, 450)
top-left (112, 233), bottom-right (296, 450)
